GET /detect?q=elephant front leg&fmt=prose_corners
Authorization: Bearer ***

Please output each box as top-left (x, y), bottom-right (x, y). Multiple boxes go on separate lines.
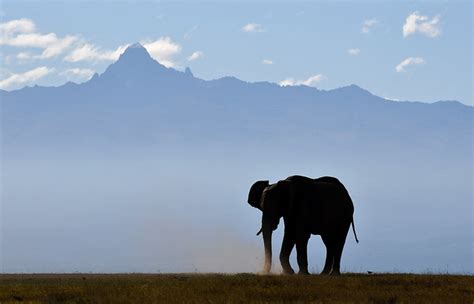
top-left (296, 233), bottom-right (310, 275)
top-left (279, 231), bottom-right (295, 275)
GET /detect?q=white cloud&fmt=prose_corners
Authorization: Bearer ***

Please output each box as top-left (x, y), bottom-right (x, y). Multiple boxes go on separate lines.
top-left (187, 51), bottom-right (203, 61)
top-left (361, 18), bottom-right (378, 33)
top-left (348, 48), bottom-right (360, 55)
top-left (242, 23), bottom-right (264, 33)
top-left (300, 74), bottom-right (326, 86)
top-left (395, 57), bottom-right (425, 72)
top-left (16, 52), bottom-right (33, 61)
top-left (0, 18), bottom-right (78, 60)
top-left (279, 74), bottom-right (326, 87)
top-left (279, 78), bottom-right (296, 86)
top-left (262, 59), bottom-right (273, 65)
top-left (0, 66), bottom-right (53, 89)
top-left (39, 35), bottom-right (77, 59)
top-left (403, 11), bottom-right (440, 38)
top-left (0, 18), bottom-right (35, 37)
top-left (5, 32), bottom-right (58, 48)
top-left (60, 68), bottom-right (95, 81)
top-left (142, 37), bottom-right (181, 68)
top-left (64, 43), bottom-right (129, 62)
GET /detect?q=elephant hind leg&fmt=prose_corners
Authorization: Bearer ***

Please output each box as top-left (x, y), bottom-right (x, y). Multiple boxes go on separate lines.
top-left (330, 242), bottom-right (344, 275)
top-left (330, 224), bottom-right (351, 275)
top-left (321, 236), bottom-right (333, 275)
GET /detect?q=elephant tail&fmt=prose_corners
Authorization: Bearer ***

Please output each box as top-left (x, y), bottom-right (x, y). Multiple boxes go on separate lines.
top-left (351, 219), bottom-right (359, 243)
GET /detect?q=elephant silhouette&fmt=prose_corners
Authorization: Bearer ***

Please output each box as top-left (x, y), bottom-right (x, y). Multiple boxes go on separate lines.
top-left (248, 175), bottom-right (358, 275)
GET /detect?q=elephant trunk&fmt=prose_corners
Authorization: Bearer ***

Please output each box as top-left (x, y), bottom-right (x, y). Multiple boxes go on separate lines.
top-left (262, 224), bottom-right (273, 274)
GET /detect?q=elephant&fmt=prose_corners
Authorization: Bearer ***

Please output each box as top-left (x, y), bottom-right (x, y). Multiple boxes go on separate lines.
top-left (247, 175), bottom-right (358, 275)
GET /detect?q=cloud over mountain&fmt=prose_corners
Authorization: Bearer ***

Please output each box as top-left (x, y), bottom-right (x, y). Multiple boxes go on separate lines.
top-left (187, 51), bottom-right (204, 62)
top-left (396, 57), bottom-right (425, 72)
top-left (142, 37), bottom-right (181, 68)
top-left (64, 43), bottom-right (129, 62)
top-left (0, 66), bottom-right (53, 89)
top-left (279, 74), bottom-right (326, 87)
top-left (0, 18), bottom-right (77, 59)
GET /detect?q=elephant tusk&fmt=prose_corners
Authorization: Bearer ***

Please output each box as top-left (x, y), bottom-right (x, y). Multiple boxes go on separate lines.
top-left (256, 227), bottom-right (263, 236)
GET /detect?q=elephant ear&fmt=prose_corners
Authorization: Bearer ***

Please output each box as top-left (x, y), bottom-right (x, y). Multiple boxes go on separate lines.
top-left (248, 180), bottom-right (269, 210)
top-left (275, 180), bottom-right (295, 215)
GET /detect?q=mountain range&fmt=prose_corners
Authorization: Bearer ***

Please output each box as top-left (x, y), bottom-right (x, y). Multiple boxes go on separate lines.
top-left (2, 42), bottom-right (471, 152)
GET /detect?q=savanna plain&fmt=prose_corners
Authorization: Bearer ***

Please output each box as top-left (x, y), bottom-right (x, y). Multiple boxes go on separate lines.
top-left (0, 273), bottom-right (472, 303)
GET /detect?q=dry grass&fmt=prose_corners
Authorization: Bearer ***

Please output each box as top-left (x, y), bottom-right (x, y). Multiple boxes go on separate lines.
top-left (0, 273), bottom-right (472, 303)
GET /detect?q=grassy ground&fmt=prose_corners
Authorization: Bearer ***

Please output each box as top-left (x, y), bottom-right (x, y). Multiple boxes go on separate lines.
top-left (0, 273), bottom-right (472, 303)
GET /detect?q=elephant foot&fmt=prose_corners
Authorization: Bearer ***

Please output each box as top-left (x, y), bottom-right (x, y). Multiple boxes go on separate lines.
top-left (320, 269), bottom-right (331, 275)
top-left (259, 266), bottom-right (271, 275)
top-left (282, 267), bottom-right (295, 275)
top-left (329, 270), bottom-right (341, 276)
top-left (298, 270), bottom-right (310, 275)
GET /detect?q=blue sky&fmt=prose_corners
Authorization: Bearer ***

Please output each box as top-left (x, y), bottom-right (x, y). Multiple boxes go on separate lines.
top-left (0, 1), bottom-right (472, 105)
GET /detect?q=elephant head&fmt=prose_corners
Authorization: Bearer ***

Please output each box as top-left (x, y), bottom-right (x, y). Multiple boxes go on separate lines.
top-left (247, 180), bottom-right (269, 210)
top-left (248, 179), bottom-right (293, 273)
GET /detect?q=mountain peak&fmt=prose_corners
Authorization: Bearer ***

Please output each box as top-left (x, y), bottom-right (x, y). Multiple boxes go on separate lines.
top-left (118, 42), bottom-right (152, 62)
top-left (184, 67), bottom-right (194, 78)
top-left (128, 42), bottom-right (145, 49)
top-left (95, 41), bottom-right (187, 87)
top-left (340, 84), bottom-right (364, 91)
top-left (334, 84), bottom-right (373, 96)
top-left (103, 41), bottom-right (164, 77)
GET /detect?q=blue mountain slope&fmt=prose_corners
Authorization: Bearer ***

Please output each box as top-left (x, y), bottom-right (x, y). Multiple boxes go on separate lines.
top-left (1, 43), bottom-right (471, 153)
